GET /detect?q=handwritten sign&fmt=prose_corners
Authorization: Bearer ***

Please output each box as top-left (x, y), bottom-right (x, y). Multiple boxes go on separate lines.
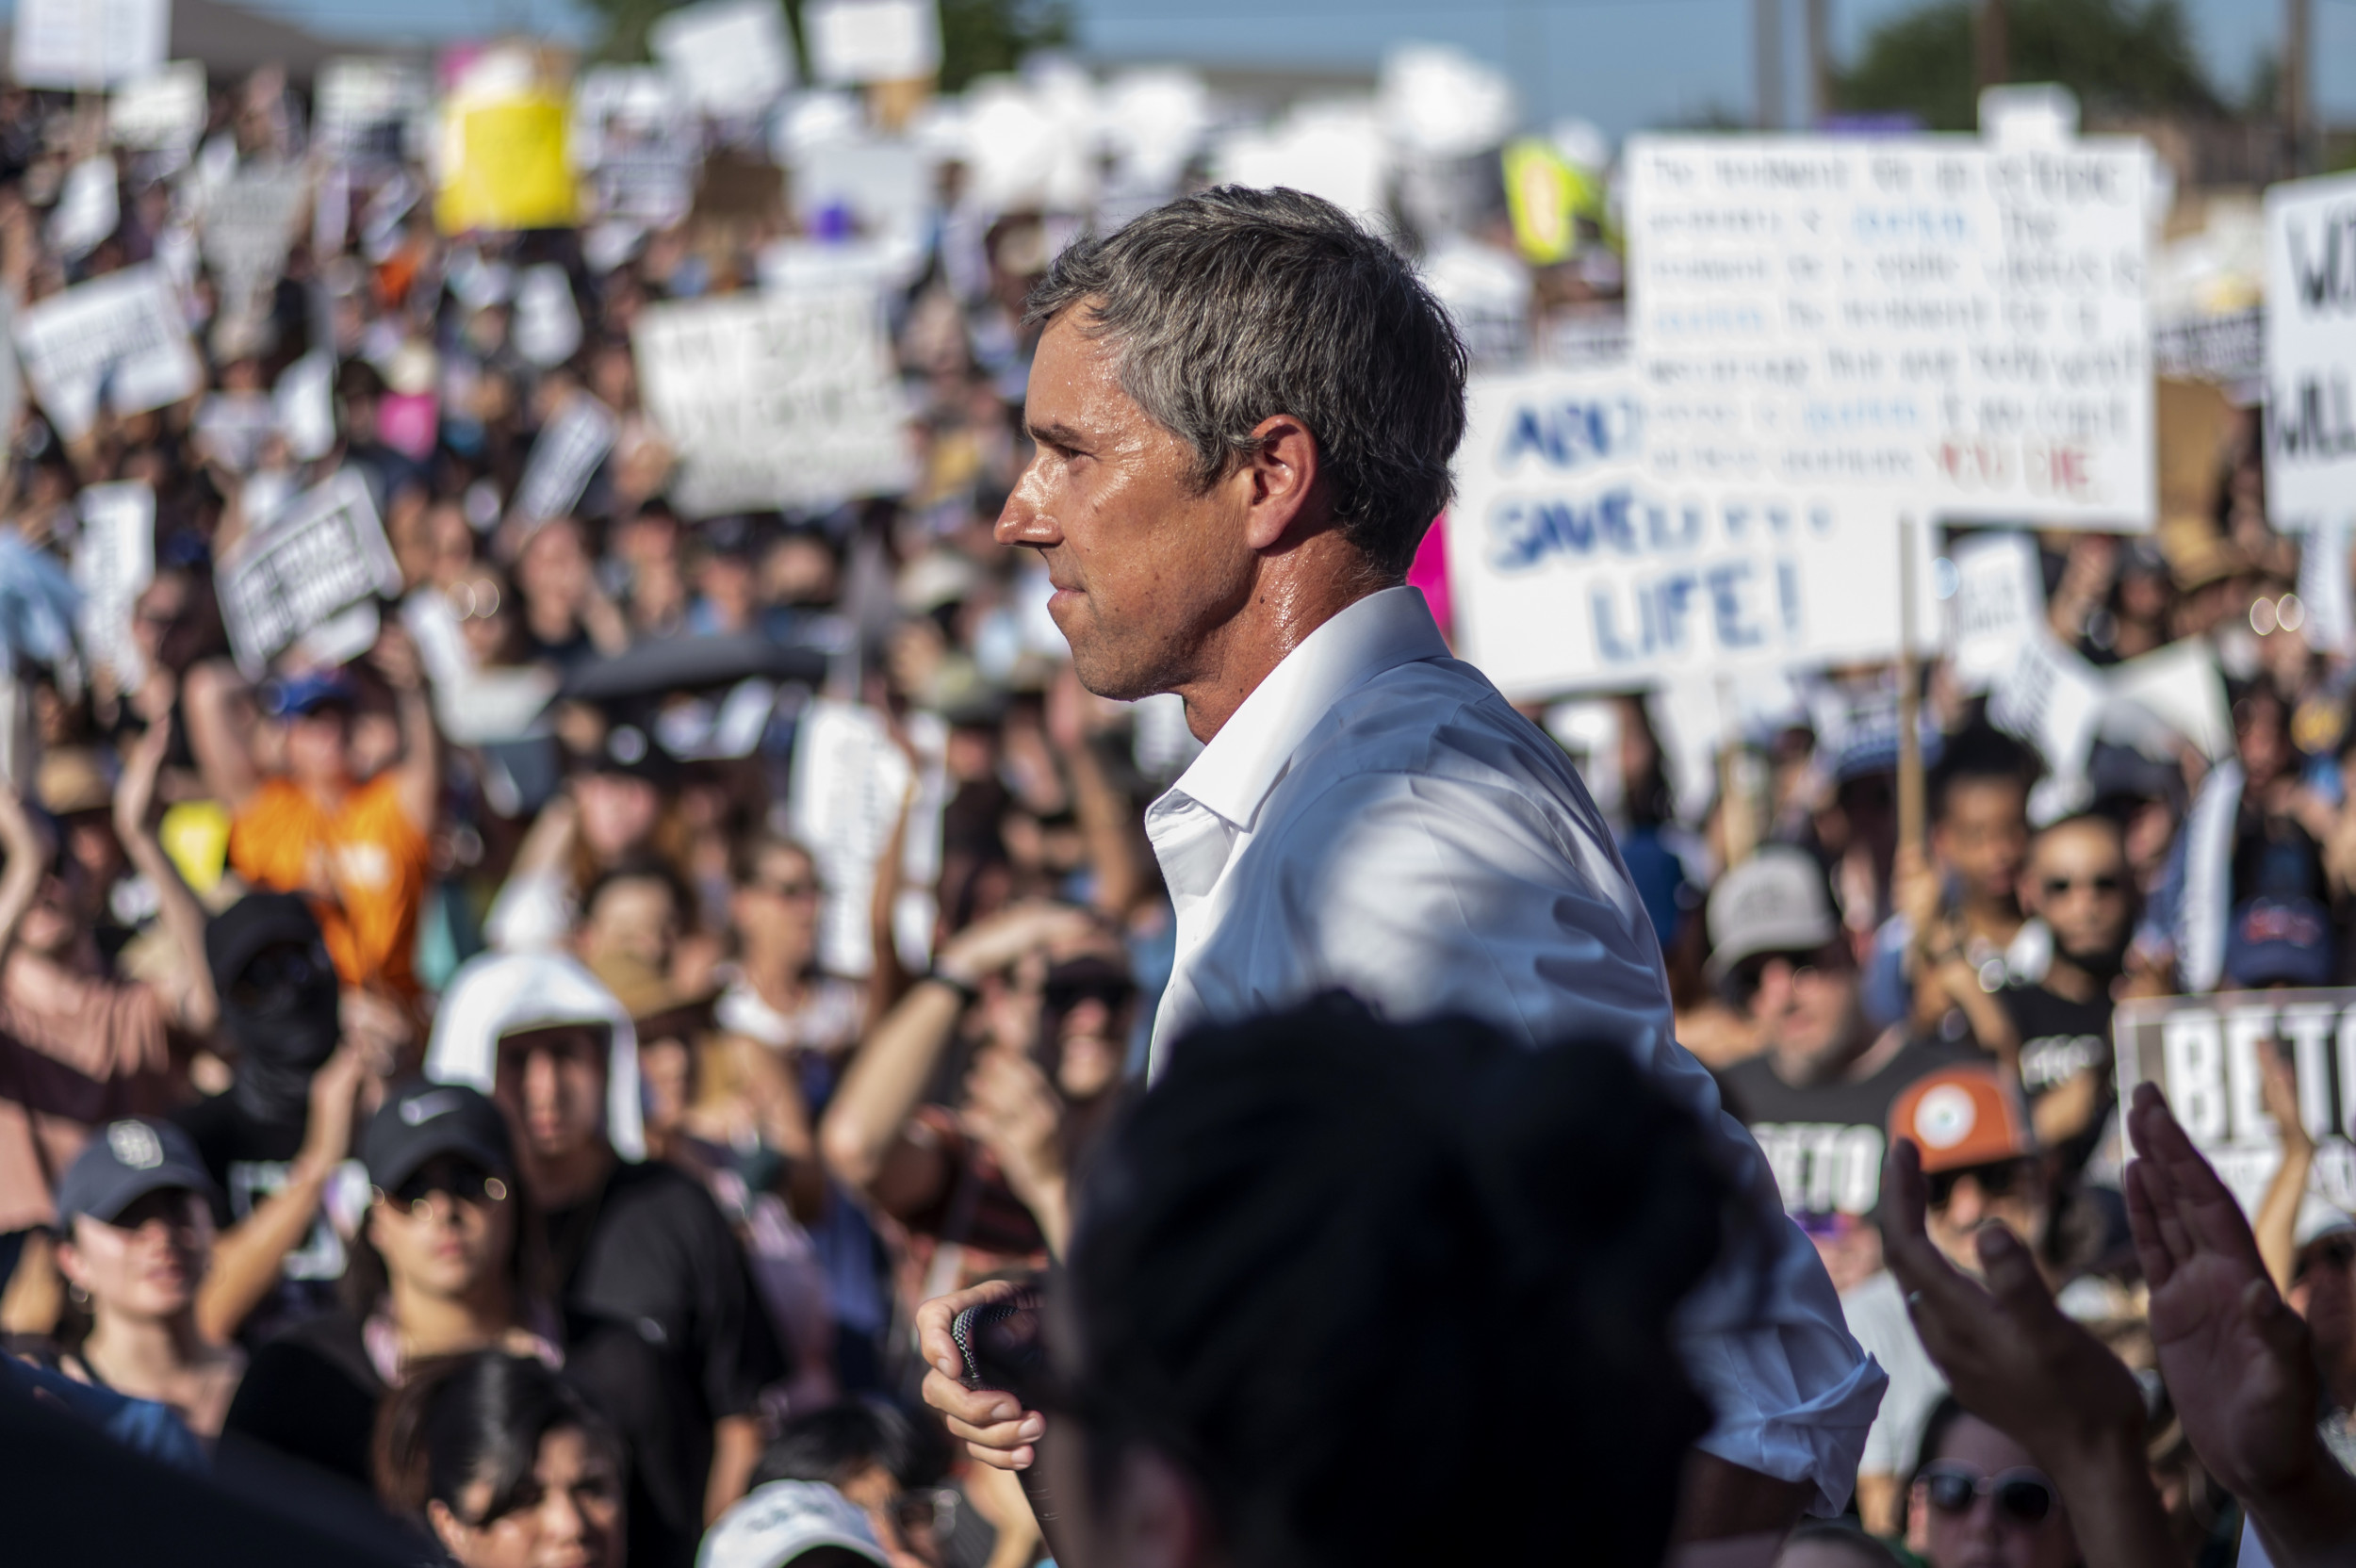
top-left (201, 166), bottom-right (307, 316)
top-left (1445, 367), bottom-right (1928, 696)
top-left (434, 93), bottom-right (578, 235)
top-left (2264, 171), bottom-right (2356, 529)
top-left (2116, 990), bottom-right (2356, 1217)
top-left (109, 60), bottom-right (205, 153)
top-left (11, 0), bottom-right (167, 90)
top-left (73, 481), bottom-right (153, 684)
top-left (650, 0), bottom-right (795, 119)
top-left (15, 264), bottom-right (202, 441)
top-left (316, 57), bottom-right (430, 166)
top-left (633, 288), bottom-right (911, 515)
top-left (1945, 531), bottom-right (2044, 691)
top-left (804, 0), bottom-right (941, 85)
top-left (215, 469), bottom-right (402, 679)
top-left (1625, 135), bottom-right (2154, 530)
top-left (788, 699), bottom-right (913, 977)
top-left (512, 396), bottom-right (616, 525)
top-left (573, 67), bottom-right (698, 228)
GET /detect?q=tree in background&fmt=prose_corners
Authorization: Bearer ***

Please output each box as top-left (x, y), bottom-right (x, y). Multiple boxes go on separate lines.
top-left (585, 0), bottom-right (1070, 91)
top-left (1835, 0), bottom-right (2224, 132)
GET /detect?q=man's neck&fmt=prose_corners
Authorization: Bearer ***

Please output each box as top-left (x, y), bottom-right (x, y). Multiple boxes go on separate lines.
top-left (385, 1275), bottom-right (516, 1359)
top-left (83, 1312), bottom-right (204, 1385)
top-left (529, 1141), bottom-right (616, 1212)
top-left (1171, 538), bottom-right (1394, 743)
top-left (740, 949), bottom-right (805, 1010)
top-left (2041, 955), bottom-right (2102, 1004)
top-left (1961, 898), bottom-right (2022, 946)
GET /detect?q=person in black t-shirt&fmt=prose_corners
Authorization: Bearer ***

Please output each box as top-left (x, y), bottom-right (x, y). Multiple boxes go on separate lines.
top-left (1707, 848), bottom-right (1961, 1291)
top-left (425, 950), bottom-right (786, 1568)
top-left (220, 1080), bottom-right (550, 1500)
top-left (1994, 813), bottom-right (2138, 1170)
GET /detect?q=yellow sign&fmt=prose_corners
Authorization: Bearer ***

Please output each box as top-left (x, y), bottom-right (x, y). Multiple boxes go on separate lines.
top-left (435, 95), bottom-right (578, 234)
top-left (1501, 139), bottom-right (1603, 268)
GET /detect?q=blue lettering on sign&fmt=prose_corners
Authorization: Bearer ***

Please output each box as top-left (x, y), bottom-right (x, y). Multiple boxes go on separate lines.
top-left (1707, 561), bottom-right (1764, 647)
top-left (1497, 395), bottom-right (1643, 472)
top-left (1586, 553), bottom-right (1809, 667)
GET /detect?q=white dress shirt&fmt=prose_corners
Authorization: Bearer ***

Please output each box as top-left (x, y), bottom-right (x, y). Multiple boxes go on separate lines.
top-left (1143, 584), bottom-right (1886, 1513)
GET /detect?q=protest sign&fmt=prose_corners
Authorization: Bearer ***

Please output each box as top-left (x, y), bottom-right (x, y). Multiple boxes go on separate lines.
top-left (1986, 628), bottom-right (2107, 782)
top-left (2106, 638), bottom-right (2231, 761)
top-left (15, 264), bottom-right (203, 441)
top-left (788, 699), bottom-right (914, 977)
top-left (274, 351), bottom-right (335, 462)
top-left (434, 93), bottom-right (578, 235)
top-left (47, 155), bottom-right (117, 261)
top-left (511, 396), bottom-right (616, 525)
top-left (200, 166), bottom-right (307, 317)
top-left (650, 0), bottom-right (795, 119)
top-left (316, 57), bottom-right (431, 165)
top-left (633, 288), bottom-right (911, 515)
top-left (1944, 531), bottom-right (2044, 691)
top-left (193, 391), bottom-right (277, 473)
top-left (1444, 367), bottom-right (1931, 697)
top-left (1624, 135), bottom-right (2154, 530)
top-left (215, 469), bottom-right (402, 679)
top-left (2115, 989), bottom-right (2356, 1216)
top-left (72, 481), bottom-right (153, 686)
top-left (572, 67), bottom-right (698, 228)
top-left (109, 60), bottom-right (205, 153)
top-left (11, 0), bottom-right (167, 90)
top-left (2264, 172), bottom-right (2356, 530)
top-left (804, 0), bottom-right (941, 86)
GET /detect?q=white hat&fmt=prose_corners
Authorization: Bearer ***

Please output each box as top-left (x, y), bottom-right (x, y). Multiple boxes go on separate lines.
top-left (697, 1481), bottom-right (890, 1568)
top-left (2294, 1194), bottom-right (2355, 1251)
top-left (425, 952), bottom-right (645, 1161)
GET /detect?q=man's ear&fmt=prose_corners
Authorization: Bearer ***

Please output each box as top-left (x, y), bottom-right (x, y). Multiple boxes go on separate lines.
top-left (427, 1500), bottom-right (471, 1560)
top-left (1108, 1445), bottom-right (1219, 1568)
top-left (1238, 414), bottom-right (1324, 553)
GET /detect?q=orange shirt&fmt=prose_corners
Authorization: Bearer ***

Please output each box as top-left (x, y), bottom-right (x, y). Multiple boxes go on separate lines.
top-left (229, 776), bottom-right (430, 999)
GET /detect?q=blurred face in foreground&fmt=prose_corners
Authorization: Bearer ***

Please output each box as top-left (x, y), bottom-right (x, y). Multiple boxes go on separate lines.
top-left (1740, 941), bottom-right (1865, 1082)
top-left (429, 1425), bottom-right (623, 1568)
top-left (58, 1188), bottom-right (213, 1322)
top-left (2022, 819), bottom-right (2133, 972)
top-left (997, 314), bottom-right (1255, 703)
top-left (494, 1024), bottom-right (610, 1178)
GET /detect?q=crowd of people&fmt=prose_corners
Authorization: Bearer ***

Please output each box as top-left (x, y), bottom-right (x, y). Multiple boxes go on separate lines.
top-left (0, 43), bottom-right (2348, 1568)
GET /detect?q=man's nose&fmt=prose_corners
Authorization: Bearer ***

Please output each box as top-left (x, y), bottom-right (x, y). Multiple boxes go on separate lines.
top-left (994, 463), bottom-right (1059, 549)
top-left (1943, 1176), bottom-right (1987, 1227)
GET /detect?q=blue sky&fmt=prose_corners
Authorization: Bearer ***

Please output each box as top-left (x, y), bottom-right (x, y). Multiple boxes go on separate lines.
top-left (224, 0), bottom-right (2356, 139)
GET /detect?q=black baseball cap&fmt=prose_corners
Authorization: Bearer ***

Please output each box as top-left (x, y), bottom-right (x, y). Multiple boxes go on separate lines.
top-left (54, 1119), bottom-right (220, 1230)
top-left (360, 1081), bottom-right (515, 1195)
top-left (205, 891), bottom-right (326, 991)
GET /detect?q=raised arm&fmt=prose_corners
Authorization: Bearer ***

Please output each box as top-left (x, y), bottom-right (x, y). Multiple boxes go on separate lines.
top-left (113, 688), bottom-right (217, 1033)
top-left (369, 626), bottom-right (440, 836)
top-left (181, 659), bottom-right (265, 815)
top-left (1047, 668), bottom-right (1149, 921)
top-left (196, 1044), bottom-right (366, 1344)
top-left (0, 778), bottom-right (56, 968)
top-left (2253, 1041), bottom-right (2315, 1296)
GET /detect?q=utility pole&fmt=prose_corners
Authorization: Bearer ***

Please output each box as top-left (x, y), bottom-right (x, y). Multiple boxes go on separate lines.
top-left (2284, 0), bottom-right (2312, 173)
top-left (1757, 0), bottom-right (1785, 131)
top-left (1807, 0), bottom-right (1832, 125)
top-left (1976, 0), bottom-right (2008, 93)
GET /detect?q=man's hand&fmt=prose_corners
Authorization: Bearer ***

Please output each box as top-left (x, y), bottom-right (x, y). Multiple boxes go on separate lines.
top-left (1881, 1139), bottom-right (2145, 1473)
top-left (113, 708), bottom-right (173, 843)
top-left (916, 1282), bottom-right (1047, 1472)
top-left (368, 623), bottom-right (426, 693)
top-left (934, 903), bottom-right (1096, 988)
top-left (2123, 1083), bottom-right (2321, 1499)
top-left (297, 1044), bottom-right (370, 1178)
top-left (964, 1046), bottom-right (1070, 1255)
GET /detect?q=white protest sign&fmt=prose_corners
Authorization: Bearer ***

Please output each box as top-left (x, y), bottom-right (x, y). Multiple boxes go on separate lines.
top-left (274, 351), bottom-right (335, 462)
top-left (200, 166), bottom-right (308, 314)
top-left (1625, 135), bottom-right (2154, 530)
top-left (1445, 368), bottom-right (1930, 698)
top-left (788, 698), bottom-right (914, 977)
top-left (215, 469), bottom-right (402, 679)
top-left (633, 288), bottom-right (912, 516)
top-left (72, 481), bottom-right (153, 684)
top-left (15, 264), bottom-right (203, 441)
top-left (513, 264), bottom-right (581, 368)
top-left (1986, 629), bottom-right (2107, 780)
top-left (48, 156), bottom-right (119, 260)
top-left (650, 0), bottom-right (795, 119)
top-left (1945, 531), bottom-right (2045, 691)
top-left (2105, 638), bottom-right (2231, 761)
top-left (316, 57), bottom-right (431, 165)
top-left (2264, 172), bottom-right (2356, 530)
top-left (804, 0), bottom-right (941, 85)
top-left (193, 391), bottom-right (278, 472)
top-left (11, 0), bottom-right (167, 90)
top-left (512, 396), bottom-right (617, 525)
top-left (2115, 990), bottom-right (2356, 1216)
top-left (110, 60), bottom-right (205, 153)
top-left (573, 67), bottom-right (699, 228)
top-left (2301, 517), bottom-right (2354, 655)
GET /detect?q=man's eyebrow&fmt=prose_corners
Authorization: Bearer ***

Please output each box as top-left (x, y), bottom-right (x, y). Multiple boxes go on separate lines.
top-left (1026, 417), bottom-right (1090, 450)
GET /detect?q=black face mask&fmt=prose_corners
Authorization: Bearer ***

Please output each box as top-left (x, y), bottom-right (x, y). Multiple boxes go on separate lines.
top-left (222, 951), bottom-right (342, 1121)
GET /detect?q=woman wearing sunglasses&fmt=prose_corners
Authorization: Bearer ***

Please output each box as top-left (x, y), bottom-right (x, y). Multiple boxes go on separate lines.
top-left (220, 1080), bottom-right (554, 1497)
top-left (1907, 1396), bottom-right (2081, 1568)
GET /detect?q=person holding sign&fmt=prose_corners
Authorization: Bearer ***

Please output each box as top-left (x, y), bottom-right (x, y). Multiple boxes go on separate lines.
top-left (184, 631), bottom-right (439, 1006)
top-left (918, 186), bottom-right (1884, 1550)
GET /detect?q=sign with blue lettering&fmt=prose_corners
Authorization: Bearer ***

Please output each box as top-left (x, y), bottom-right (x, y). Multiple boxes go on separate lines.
top-left (1625, 136), bottom-right (2153, 531)
top-left (1447, 368), bottom-right (1928, 697)
top-left (2265, 171), bottom-right (2356, 530)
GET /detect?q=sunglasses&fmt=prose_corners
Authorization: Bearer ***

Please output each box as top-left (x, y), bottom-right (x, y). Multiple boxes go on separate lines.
top-left (384, 1163), bottom-right (509, 1217)
top-left (2297, 1235), bottom-right (2356, 1282)
top-left (1925, 1158), bottom-right (2033, 1210)
top-left (1920, 1463), bottom-right (2058, 1526)
top-left (754, 878), bottom-right (819, 900)
top-left (2040, 873), bottom-right (2125, 898)
top-left (1731, 943), bottom-right (1853, 1003)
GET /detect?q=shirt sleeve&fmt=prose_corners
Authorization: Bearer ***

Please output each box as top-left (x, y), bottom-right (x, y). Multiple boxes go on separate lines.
top-left (1228, 768), bottom-right (1887, 1514)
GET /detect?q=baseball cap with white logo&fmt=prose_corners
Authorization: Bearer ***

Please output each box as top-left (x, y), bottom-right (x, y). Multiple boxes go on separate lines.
top-left (1888, 1063), bottom-right (2036, 1176)
top-left (53, 1118), bottom-right (219, 1230)
top-left (360, 1080), bottom-right (515, 1194)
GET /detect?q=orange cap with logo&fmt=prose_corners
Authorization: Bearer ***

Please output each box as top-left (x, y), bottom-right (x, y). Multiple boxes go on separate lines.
top-left (1888, 1063), bottom-right (2036, 1174)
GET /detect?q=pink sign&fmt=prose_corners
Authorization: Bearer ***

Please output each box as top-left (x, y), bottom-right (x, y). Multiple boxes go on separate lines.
top-left (379, 392), bottom-right (439, 460)
top-left (1407, 513), bottom-right (1451, 639)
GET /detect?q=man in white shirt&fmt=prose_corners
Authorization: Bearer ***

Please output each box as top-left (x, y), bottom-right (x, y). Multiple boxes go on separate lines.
top-left (916, 186), bottom-right (1884, 1548)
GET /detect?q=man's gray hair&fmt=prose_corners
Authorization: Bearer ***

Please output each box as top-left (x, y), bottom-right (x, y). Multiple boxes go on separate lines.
top-left (1025, 187), bottom-right (1468, 580)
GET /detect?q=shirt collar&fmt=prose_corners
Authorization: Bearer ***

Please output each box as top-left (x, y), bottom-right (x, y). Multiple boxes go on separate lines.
top-left (1166, 585), bottom-right (1449, 829)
